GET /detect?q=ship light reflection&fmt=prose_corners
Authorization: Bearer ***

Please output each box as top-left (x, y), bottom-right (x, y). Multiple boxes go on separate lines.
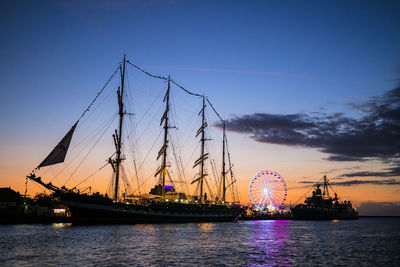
top-left (199, 223), bottom-right (215, 232)
top-left (52, 222), bottom-right (72, 228)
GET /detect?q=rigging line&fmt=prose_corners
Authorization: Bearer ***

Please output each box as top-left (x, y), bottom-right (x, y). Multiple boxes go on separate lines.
top-left (176, 102), bottom-right (200, 151)
top-left (194, 182), bottom-right (200, 198)
top-left (127, 59), bottom-right (203, 98)
top-left (124, 120), bottom-right (141, 192)
top-left (126, 60), bottom-right (168, 81)
top-left (50, 113), bottom-right (117, 183)
top-left (169, 134), bottom-right (188, 192)
top-left (137, 89), bottom-right (164, 126)
top-left (127, 59), bottom-right (201, 97)
top-left (135, 130), bottom-right (163, 174)
top-left (234, 185), bottom-right (240, 203)
top-left (74, 160), bottom-right (111, 188)
top-left (210, 159), bottom-right (220, 196)
top-left (226, 139), bottom-right (235, 181)
top-left (120, 165), bottom-right (134, 196)
top-left (166, 171), bottom-right (175, 187)
top-left (71, 103), bottom-right (116, 154)
top-left (130, 170), bottom-right (158, 195)
top-left (206, 97), bottom-right (223, 122)
top-left (170, 80), bottom-right (202, 97)
top-left (123, 87), bottom-right (146, 190)
top-left (107, 172), bottom-right (115, 197)
top-left (29, 179), bottom-right (49, 195)
top-left (126, 133), bottom-right (143, 195)
top-left (183, 141), bottom-right (200, 171)
top-left (179, 155), bottom-right (190, 195)
top-left (167, 109), bottom-right (193, 193)
top-left (78, 78), bottom-right (116, 127)
top-left (225, 138), bottom-right (238, 201)
top-left (120, 147), bottom-right (135, 184)
top-left (204, 177), bottom-right (215, 200)
top-left (137, 100), bottom-right (164, 140)
top-left (63, 113), bottom-right (118, 187)
top-left (78, 67), bottom-right (119, 122)
top-left (204, 119), bottom-right (220, 167)
top-left (326, 179), bottom-right (350, 203)
top-left (293, 177), bottom-right (324, 205)
top-left (169, 136), bottom-right (181, 182)
top-left (127, 59), bottom-right (202, 97)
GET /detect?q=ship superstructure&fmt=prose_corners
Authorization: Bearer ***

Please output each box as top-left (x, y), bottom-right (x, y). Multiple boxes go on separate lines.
top-left (291, 175), bottom-right (358, 220)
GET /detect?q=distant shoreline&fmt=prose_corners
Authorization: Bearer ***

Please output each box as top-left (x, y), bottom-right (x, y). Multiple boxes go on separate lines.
top-left (359, 215), bottom-right (400, 218)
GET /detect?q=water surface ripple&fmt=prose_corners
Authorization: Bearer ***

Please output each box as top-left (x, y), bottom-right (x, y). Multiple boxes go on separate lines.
top-left (1, 218), bottom-right (399, 266)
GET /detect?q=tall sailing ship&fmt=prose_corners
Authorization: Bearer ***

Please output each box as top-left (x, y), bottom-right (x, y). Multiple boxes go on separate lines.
top-left (291, 175), bottom-right (358, 220)
top-left (27, 56), bottom-right (243, 223)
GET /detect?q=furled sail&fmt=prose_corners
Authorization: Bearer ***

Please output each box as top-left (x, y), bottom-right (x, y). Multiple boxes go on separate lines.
top-left (38, 121), bottom-right (78, 168)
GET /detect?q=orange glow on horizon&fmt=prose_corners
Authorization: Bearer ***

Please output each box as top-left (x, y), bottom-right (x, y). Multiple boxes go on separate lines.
top-left (2, 164), bottom-right (400, 209)
top-left (1, 128), bottom-right (398, 208)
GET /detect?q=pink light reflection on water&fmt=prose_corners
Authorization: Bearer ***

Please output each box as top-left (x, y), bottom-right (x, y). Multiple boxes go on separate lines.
top-left (247, 220), bottom-right (294, 266)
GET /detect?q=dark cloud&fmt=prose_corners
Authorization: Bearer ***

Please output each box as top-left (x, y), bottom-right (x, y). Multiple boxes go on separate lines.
top-left (358, 201), bottom-right (400, 216)
top-left (297, 181), bottom-right (322, 184)
top-left (332, 179), bottom-right (400, 186)
top-left (298, 179), bottom-right (400, 186)
top-left (340, 166), bottom-right (400, 178)
top-left (322, 166), bottom-right (361, 175)
top-left (217, 84), bottom-right (400, 173)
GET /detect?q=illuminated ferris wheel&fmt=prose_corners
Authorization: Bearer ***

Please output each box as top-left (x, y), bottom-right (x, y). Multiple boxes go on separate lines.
top-left (249, 170), bottom-right (287, 211)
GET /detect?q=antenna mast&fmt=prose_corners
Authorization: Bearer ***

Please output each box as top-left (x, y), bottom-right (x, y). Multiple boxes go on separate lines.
top-left (323, 175), bottom-right (329, 198)
top-left (114, 54), bottom-right (126, 201)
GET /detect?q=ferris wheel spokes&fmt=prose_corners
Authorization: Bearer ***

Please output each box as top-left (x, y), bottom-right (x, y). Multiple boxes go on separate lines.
top-left (249, 170), bottom-right (287, 211)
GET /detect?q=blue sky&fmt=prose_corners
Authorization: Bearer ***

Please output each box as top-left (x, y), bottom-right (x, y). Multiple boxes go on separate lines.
top-left (1, 0), bottom-right (399, 211)
top-left (1, 1), bottom-right (399, 120)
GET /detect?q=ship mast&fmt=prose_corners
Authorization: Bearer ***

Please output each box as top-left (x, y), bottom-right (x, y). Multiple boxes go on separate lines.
top-left (192, 96), bottom-right (208, 202)
top-left (114, 55), bottom-right (126, 201)
top-left (222, 122), bottom-right (226, 202)
top-left (156, 76), bottom-right (171, 200)
top-left (199, 96), bottom-right (207, 201)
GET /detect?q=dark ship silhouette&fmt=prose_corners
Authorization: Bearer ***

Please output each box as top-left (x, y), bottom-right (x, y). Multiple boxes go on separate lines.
top-left (27, 56), bottom-right (242, 224)
top-left (291, 175), bottom-right (358, 220)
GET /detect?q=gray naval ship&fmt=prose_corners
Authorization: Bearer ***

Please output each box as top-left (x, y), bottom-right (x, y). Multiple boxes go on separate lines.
top-left (291, 175), bottom-right (358, 220)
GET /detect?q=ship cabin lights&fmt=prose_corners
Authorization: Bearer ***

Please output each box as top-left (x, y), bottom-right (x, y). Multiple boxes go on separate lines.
top-left (53, 208), bottom-right (66, 215)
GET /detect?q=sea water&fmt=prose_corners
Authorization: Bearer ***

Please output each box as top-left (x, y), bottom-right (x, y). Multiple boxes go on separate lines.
top-left (1, 218), bottom-right (399, 266)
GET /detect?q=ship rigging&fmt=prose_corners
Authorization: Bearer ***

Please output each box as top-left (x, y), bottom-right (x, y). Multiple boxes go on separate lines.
top-left (26, 55), bottom-right (242, 223)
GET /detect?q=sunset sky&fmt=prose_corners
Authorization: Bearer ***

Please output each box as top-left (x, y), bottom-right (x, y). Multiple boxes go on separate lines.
top-left (1, 0), bottom-right (399, 215)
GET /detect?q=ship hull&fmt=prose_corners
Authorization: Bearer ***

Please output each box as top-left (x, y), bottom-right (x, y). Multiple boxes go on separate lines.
top-left (291, 207), bottom-right (358, 220)
top-left (62, 199), bottom-right (242, 224)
